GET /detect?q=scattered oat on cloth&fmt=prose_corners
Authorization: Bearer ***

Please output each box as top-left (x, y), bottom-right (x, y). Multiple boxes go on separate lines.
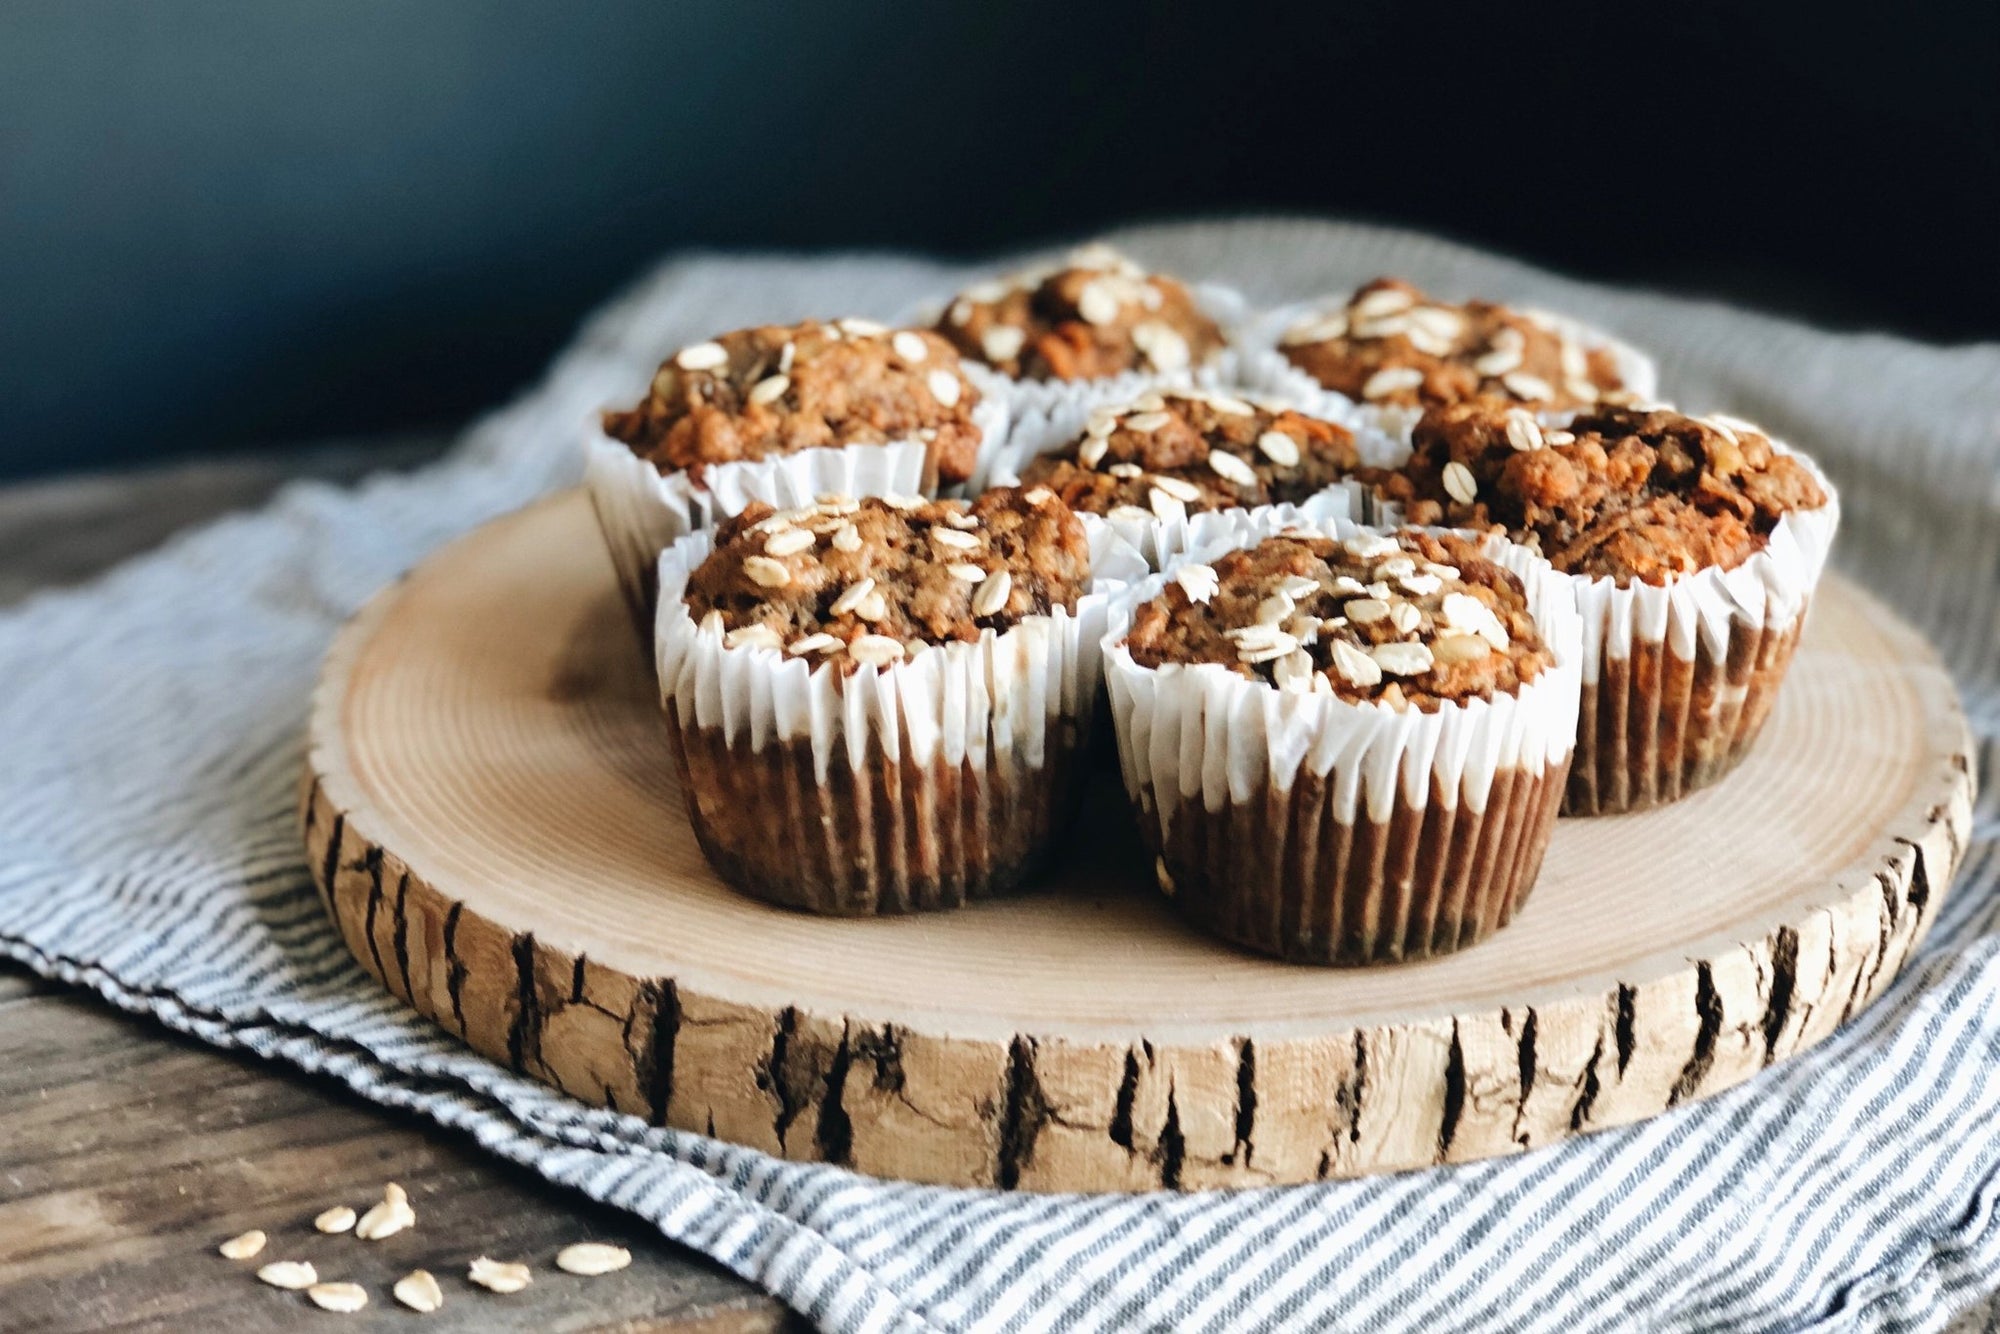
top-left (4, 219), bottom-right (1999, 1333)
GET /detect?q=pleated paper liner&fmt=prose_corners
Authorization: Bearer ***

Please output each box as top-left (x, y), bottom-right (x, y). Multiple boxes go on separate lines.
top-left (1151, 754), bottom-right (1569, 965)
top-left (671, 711), bottom-right (1084, 915)
top-left (653, 520), bottom-right (1146, 915)
top-left (1567, 605), bottom-right (1808, 815)
top-left (1103, 513), bottom-right (1584, 966)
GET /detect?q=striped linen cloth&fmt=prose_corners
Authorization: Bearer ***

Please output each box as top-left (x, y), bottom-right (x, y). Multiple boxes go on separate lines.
top-left (4, 219), bottom-right (1999, 1333)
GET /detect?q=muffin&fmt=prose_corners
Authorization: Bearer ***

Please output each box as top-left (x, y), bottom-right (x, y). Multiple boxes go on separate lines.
top-left (586, 318), bottom-right (1004, 628)
top-left (1243, 278), bottom-right (1657, 444)
top-left (934, 243), bottom-right (1228, 383)
top-left (656, 486), bottom-right (1144, 914)
top-left (1368, 401), bottom-right (1838, 813)
top-left (1104, 520), bottom-right (1582, 964)
top-left (982, 386), bottom-right (1366, 568)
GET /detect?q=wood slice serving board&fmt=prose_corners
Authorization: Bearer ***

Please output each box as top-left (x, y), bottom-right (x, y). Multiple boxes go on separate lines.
top-left (302, 490), bottom-right (1974, 1192)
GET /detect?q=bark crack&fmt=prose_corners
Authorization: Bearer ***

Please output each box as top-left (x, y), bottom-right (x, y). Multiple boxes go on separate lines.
top-left (1511, 1007), bottom-right (1539, 1146)
top-left (506, 932), bottom-right (541, 1076)
top-left (761, 1007), bottom-right (807, 1150)
top-left (1760, 926), bottom-right (1800, 1065)
top-left (1230, 1037), bottom-right (1258, 1168)
top-left (1109, 1047), bottom-right (1142, 1153)
top-left (1667, 962), bottom-right (1722, 1106)
top-left (441, 902), bottom-right (468, 1038)
top-left (360, 846), bottom-right (388, 987)
top-left (1437, 1020), bottom-right (1466, 1161)
top-left (1614, 983), bottom-right (1637, 1077)
top-left (813, 1028), bottom-right (854, 1166)
top-left (996, 1035), bottom-right (1051, 1189)
top-left (1570, 1035), bottom-right (1604, 1132)
top-left (317, 813), bottom-right (345, 911)
top-left (390, 871), bottom-right (414, 1003)
top-left (1348, 1031), bottom-right (1369, 1145)
top-left (1155, 1081), bottom-right (1186, 1189)
top-left (853, 1024), bottom-right (906, 1095)
top-left (639, 978), bottom-right (680, 1126)
top-left (1844, 875), bottom-right (1900, 1022)
top-left (1901, 840), bottom-right (1934, 918)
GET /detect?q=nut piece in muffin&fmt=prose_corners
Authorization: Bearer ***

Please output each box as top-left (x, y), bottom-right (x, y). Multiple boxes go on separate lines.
top-left (604, 318), bottom-right (986, 485)
top-left (1368, 402), bottom-right (1829, 584)
top-left (935, 243), bottom-right (1225, 382)
top-left (1123, 530), bottom-right (1552, 712)
top-left (662, 485), bottom-right (1110, 915)
top-left (681, 487), bottom-right (1090, 670)
top-left (1019, 388), bottom-right (1361, 524)
top-left (1280, 278), bottom-right (1632, 411)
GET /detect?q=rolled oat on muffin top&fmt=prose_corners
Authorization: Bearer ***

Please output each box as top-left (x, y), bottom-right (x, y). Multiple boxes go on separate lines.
top-left (1368, 401), bottom-right (1830, 584)
top-left (1017, 387), bottom-right (1361, 524)
top-left (680, 486), bottom-right (1091, 669)
top-left (935, 243), bottom-right (1226, 382)
top-left (604, 318), bottom-right (986, 485)
top-left (1279, 277), bottom-right (1634, 412)
top-left (1122, 529), bottom-right (1554, 710)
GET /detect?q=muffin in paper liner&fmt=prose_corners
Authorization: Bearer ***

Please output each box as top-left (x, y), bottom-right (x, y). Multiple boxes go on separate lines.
top-left (958, 272), bottom-right (1248, 422)
top-left (1557, 447), bottom-right (1838, 813)
top-left (1102, 513), bottom-right (1583, 965)
top-left (1229, 294), bottom-right (1659, 454)
top-left (971, 383), bottom-right (1387, 570)
top-left (1370, 418), bottom-right (1839, 815)
top-left (655, 517), bottom-right (1147, 915)
top-left (901, 243), bottom-right (1253, 422)
top-left (585, 383), bottom-right (1008, 634)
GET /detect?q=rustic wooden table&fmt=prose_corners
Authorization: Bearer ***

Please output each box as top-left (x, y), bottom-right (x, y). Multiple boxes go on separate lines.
top-left (0, 446), bottom-right (798, 1333)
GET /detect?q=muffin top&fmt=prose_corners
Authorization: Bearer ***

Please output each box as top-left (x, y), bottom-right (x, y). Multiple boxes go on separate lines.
top-left (604, 319), bottom-right (985, 485)
top-left (1018, 388), bottom-right (1360, 523)
top-left (1124, 530), bottom-right (1552, 709)
top-left (1279, 278), bottom-right (1632, 412)
top-left (682, 487), bottom-right (1091, 669)
top-left (934, 243), bottom-right (1226, 382)
top-left (1367, 402), bottom-right (1829, 585)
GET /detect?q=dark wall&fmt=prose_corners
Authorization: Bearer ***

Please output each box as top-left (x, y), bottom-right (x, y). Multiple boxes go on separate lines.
top-left (4, 2), bottom-right (1996, 479)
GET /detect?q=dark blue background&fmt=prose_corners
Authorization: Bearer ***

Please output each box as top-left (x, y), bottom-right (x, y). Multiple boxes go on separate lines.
top-left (4, 2), bottom-right (1995, 479)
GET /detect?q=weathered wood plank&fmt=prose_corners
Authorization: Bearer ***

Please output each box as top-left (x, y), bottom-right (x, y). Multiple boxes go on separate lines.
top-left (0, 451), bottom-right (791, 1331)
top-left (0, 972), bottom-right (801, 1332)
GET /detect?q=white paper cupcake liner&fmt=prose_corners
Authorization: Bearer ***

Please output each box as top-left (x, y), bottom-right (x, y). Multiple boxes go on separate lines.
top-left (1566, 445), bottom-right (1838, 812)
top-left (1227, 296), bottom-right (1660, 456)
top-left (1101, 512), bottom-right (1583, 963)
top-left (654, 521), bottom-right (1147, 914)
top-left (585, 388), bottom-right (1008, 630)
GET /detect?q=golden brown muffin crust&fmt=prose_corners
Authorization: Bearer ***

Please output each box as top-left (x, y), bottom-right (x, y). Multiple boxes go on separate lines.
top-left (682, 487), bottom-right (1091, 669)
top-left (605, 319), bottom-right (985, 484)
top-left (1123, 529), bottom-right (1552, 710)
top-left (1018, 388), bottom-right (1361, 522)
top-left (935, 244), bottom-right (1225, 382)
top-left (1280, 277), bottom-right (1630, 412)
top-left (1368, 402), bottom-right (1829, 584)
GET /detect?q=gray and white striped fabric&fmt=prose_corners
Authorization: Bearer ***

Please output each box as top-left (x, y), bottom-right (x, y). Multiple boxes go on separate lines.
top-left (4, 219), bottom-right (1999, 1333)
